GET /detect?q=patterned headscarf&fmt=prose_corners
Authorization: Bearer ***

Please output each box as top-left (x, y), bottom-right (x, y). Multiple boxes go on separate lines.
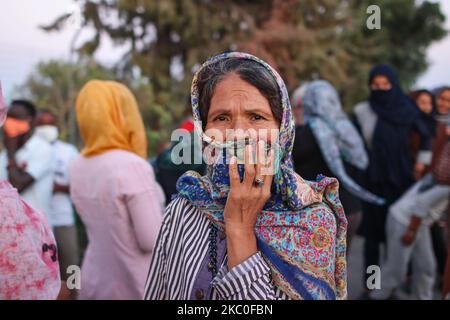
top-left (302, 80), bottom-right (385, 205)
top-left (177, 52), bottom-right (348, 300)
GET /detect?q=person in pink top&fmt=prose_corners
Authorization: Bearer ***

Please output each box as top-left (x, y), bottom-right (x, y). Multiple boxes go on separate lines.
top-left (70, 80), bottom-right (164, 300)
top-left (0, 82), bottom-right (61, 300)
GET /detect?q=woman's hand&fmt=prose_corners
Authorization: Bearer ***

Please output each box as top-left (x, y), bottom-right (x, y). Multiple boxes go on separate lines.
top-left (413, 162), bottom-right (426, 180)
top-left (53, 183), bottom-right (70, 194)
top-left (4, 135), bottom-right (21, 162)
top-left (401, 229), bottom-right (417, 246)
top-left (224, 140), bottom-right (275, 270)
top-left (401, 215), bottom-right (421, 246)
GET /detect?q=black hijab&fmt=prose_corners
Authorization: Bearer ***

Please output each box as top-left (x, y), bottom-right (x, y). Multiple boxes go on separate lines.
top-left (367, 64), bottom-right (422, 192)
top-left (410, 89), bottom-right (437, 137)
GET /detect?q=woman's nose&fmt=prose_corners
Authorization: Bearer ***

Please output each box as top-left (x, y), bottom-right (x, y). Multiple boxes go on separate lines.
top-left (227, 124), bottom-right (259, 141)
top-left (226, 129), bottom-right (250, 141)
top-left (227, 119), bottom-right (250, 137)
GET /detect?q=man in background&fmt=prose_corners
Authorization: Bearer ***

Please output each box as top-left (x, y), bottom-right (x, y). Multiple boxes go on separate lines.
top-left (35, 110), bottom-right (80, 300)
top-left (0, 100), bottom-right (54, 218)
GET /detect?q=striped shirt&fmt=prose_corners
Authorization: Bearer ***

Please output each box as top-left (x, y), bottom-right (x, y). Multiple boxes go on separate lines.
top-left (143, 197), bottom-right (290, 300)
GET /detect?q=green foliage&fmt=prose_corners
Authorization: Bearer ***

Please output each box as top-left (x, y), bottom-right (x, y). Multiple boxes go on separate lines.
top-left (360, 0), bottom-right (447, 90)
top-left (15, 59), bottom-right (170, 156)
top-left (15, 59), bottom-right (115, 143)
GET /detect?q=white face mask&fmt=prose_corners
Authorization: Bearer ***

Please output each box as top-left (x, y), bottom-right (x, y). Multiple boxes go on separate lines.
top-left (35, 125), bottom-right (59, 143)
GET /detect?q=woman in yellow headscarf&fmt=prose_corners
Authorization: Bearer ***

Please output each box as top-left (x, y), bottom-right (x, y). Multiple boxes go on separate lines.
top-left (70, 80), bottom-right (165, 299)
top-left (76, 80), bottom-right (147, 158)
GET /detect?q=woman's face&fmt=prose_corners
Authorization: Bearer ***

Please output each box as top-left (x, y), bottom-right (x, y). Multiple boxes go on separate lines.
top-left (370, 75), bottom-right (392, 91)
top-left (204, 73), bottom-right (280, 143)
top-left (415, 93), bottom-right (433, 114)
top-left (436, 89), bottom-right (450, 115)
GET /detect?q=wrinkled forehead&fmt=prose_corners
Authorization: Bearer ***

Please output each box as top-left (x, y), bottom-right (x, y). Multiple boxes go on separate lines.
top-left (192, 52), bottom-right (291, 126)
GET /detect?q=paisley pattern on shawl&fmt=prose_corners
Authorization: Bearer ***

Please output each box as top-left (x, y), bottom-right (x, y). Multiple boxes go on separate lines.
top-left (176, 52), bottom-right (348, 300)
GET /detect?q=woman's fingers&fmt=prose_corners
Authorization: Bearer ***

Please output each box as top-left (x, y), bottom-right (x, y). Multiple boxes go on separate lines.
top-left (262, 149), bottom-right (275, 196)
top-left (229, 156), bottom-right (240, 188)
top-left (262, 168), bottom-right (274, 194)
top-left (264, 148), bottom-right (276, 177)
top-left (243, 143), bottom-right (256, 188)
top-left (254, 140), bottom-right (265, 185)
top-left (229, 139), bottom-right (274, 200)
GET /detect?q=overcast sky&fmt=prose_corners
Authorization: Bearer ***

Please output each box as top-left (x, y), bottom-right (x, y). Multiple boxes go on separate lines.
top-left (0, 0), bottom-right (449, 100)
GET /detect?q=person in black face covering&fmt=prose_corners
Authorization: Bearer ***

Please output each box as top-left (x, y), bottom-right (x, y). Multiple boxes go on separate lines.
top-left (353, 64), bottom-right (433, 293)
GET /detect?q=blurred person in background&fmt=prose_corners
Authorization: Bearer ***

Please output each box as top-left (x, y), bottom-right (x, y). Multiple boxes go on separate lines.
top-left (291, 82), bottom-right (308, 127)
top-left (153, 99), bottom-right (206, 204)
top-left (353, 64), bottom-right (433, 293)
top-left (293, 80), bottom-right (384, 250)
top-left (370, 181), bottom-right (448, 300)
top-left (0, 82), bottom-right (60, 299)
top-left (35, 110), bottom-right (80, 300)
top-left (438, 126), bottom-right (450, 299)
top-left (429, 88), bottom-right (450, 282)
top-left (369, 87), bottom-right (450, 300)
top-left (70, 80), bottom-right (164, 299)
top-left (410, 88), bottom-right (450, 290)
top-left (0, 99), bottom-right (54, 221)
top-left (409, 89), bottom-right (436, 181)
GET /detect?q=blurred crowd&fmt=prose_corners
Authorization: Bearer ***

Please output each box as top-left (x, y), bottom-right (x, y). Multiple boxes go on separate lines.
top-left (0, 60), bottom-right (449, 300)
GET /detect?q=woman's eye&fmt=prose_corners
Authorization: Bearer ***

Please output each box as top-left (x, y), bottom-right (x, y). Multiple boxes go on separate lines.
top-left (215, 115), bottom-right (228, 122)
top-left (251, 114), bottom-right (264, 121)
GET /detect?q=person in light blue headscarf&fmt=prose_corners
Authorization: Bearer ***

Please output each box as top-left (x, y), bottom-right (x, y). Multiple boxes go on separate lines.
top-left (292, 80), bottom-right (384, 247)
top-left (302, 80), bottom-right (384, 205)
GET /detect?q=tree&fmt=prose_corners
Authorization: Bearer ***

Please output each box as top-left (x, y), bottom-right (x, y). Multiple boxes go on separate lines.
top-left (360, 0), bottom-right (447, 88)
top-left (15, 59), bottom-right (115, 143)
top-left (42, 0), bottom-right (446, 114)
top-left (15, 59), bottom-right (170, 156)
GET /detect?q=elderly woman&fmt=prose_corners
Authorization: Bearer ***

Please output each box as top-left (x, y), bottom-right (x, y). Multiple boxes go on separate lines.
top-left (70, 80), bottom-right (165, 299)
top-left (144, 52), bottom-right (347, 300)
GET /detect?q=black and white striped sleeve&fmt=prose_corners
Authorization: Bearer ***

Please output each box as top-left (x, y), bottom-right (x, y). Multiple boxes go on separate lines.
top-left (142, 200), bottom-right (173, 300)
top-left (211, 252), bottom-right (284, 300)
